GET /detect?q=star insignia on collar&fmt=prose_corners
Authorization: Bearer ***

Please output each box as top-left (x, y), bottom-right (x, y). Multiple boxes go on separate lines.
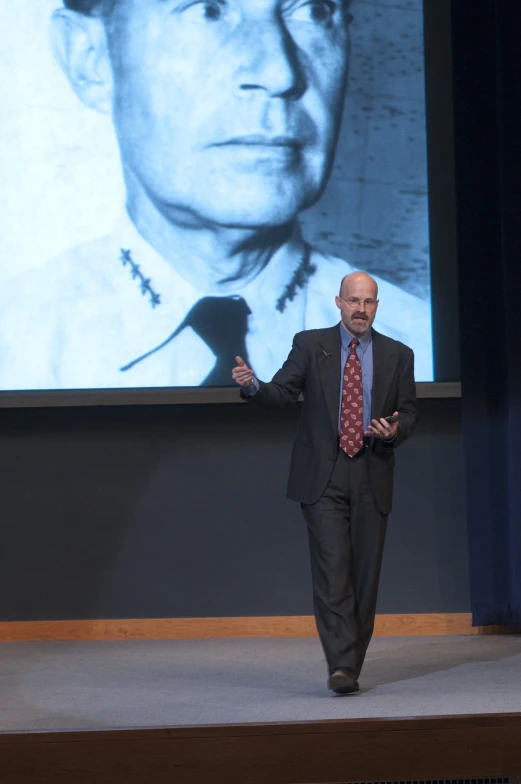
top-left (275, 245), bottom-right (317, 313)
top-left (120, 249), bottom-right (161, 308)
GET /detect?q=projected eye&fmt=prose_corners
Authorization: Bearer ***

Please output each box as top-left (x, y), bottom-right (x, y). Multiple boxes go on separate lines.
top-left (288, 0), bottom-right (338, 25)
top-left (181, 0), bottom-right (226, 22)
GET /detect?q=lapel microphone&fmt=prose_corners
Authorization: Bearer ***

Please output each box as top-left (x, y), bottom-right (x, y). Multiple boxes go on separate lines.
top-left (322, 349), bottom-right (331, 359)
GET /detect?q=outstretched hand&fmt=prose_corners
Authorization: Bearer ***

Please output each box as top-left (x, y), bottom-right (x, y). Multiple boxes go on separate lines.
top-left (365, 411), bottom-right (399, 441)
top-left (232, 356), bottom-right (254, 388)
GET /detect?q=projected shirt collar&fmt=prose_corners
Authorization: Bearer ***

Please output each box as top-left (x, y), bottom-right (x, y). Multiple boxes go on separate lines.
top-left (0, 218), bottom-right (434, 391)
top-left (111, 211), bottom-right (315, 385)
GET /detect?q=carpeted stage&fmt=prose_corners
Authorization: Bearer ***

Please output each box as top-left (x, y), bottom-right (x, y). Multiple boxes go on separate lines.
top-left (1, 635), bottom-right (521, 783)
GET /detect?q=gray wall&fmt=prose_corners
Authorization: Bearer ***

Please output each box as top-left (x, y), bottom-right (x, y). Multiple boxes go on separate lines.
top-left (0, 398), bottom-right (468, 621)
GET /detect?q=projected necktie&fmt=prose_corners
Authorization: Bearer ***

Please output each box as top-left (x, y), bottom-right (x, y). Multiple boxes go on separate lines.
top-left (183, 296), bottom-right (252, 386)
top-left (340, 338), bottom-right (364, 458)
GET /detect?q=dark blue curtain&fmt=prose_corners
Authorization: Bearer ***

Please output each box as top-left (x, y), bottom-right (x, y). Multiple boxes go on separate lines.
top-left (451, 0), bottom-right (521, 625)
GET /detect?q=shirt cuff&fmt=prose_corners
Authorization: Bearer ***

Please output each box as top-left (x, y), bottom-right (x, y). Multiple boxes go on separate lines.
top-left (243, 377), bottom-right (259, 396)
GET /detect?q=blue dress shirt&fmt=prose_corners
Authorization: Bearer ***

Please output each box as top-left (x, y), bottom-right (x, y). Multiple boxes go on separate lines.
top-left (338, 323), bottom-right (373, 435)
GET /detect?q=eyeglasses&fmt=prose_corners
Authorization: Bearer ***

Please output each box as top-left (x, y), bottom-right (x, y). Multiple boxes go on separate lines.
top-left (339, 296), bottom-right (377, 309)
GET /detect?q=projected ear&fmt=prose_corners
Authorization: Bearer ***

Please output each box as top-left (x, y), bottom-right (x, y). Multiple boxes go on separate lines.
top-left (50, 9), bottom-right (113, 115)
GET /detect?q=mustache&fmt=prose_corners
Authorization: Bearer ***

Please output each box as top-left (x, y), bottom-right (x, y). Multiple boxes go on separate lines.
top-left (351, 313), bottom-right (368, 320)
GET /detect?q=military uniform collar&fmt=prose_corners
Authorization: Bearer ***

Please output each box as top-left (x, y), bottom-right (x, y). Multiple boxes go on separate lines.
top-left (112, 211), bottom-right (315, 323)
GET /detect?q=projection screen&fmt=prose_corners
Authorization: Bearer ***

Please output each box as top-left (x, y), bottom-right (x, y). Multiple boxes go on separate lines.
top-left (0, 0), bottom-right (433, 398)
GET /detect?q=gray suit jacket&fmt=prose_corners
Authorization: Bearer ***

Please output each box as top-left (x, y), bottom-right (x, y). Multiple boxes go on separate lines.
top-left (242, 325), bottom-right (417, 514)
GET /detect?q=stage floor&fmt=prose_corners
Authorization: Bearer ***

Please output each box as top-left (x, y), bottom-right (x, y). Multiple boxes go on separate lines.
top-left (1, 634), bottom-right (521, 733)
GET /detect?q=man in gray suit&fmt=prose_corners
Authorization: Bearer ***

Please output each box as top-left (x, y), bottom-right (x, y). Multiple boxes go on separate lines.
top-left (233, 271), bottom-right (417, 694)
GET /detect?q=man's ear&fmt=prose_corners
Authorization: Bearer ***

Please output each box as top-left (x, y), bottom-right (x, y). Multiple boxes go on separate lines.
top-left (50, 9), bottom-right (113, 115)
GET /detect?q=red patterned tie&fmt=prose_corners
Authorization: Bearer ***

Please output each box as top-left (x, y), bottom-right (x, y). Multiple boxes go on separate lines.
top-left (340, 338), bottom-right (364, 458)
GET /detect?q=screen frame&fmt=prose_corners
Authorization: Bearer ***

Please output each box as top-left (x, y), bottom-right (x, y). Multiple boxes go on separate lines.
top-left (423, 0), bottom-right (461, 384)
top-left (0, 0), bottom-right (460, 409)
top-left (0, 382), bottom-right (461, 408)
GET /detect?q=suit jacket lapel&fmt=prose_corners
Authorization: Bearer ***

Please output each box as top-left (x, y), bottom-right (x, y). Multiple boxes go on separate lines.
top-left (371, 329), bottom-right (397, 419)
top-left (317, 325), bottom-right (342, 436)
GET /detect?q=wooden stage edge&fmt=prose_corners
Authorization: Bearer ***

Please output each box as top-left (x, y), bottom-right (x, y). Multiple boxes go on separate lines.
top-left (0, 612), bottom-right (520, 641)
top-left (1, 714), bottom-right (521, 784)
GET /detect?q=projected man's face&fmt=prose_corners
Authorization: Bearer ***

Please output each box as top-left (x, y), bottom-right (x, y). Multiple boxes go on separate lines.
top-left (100, 0), bottom-right (350, 229)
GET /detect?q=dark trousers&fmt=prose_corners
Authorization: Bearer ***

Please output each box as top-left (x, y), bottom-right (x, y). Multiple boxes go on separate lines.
top-left (301, 447), bottom-right (388, 679)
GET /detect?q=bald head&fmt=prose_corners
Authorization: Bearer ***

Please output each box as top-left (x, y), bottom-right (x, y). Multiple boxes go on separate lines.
top-left (336, 271), bottom-right (379, 338)
top-left (339, 272), bottom-right (378, 299)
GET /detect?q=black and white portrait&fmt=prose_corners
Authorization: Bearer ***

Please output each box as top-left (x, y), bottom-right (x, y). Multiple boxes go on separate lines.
top-left (0, 0), bottom-right (432, 390)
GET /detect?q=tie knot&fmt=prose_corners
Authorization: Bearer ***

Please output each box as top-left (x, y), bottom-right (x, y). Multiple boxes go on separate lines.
top-left (350, 338), bottom-right (359, 348)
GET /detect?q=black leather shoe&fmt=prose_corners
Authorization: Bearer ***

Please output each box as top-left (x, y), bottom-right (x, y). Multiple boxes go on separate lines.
top-left (327, 669), bottom-right (360, 695)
